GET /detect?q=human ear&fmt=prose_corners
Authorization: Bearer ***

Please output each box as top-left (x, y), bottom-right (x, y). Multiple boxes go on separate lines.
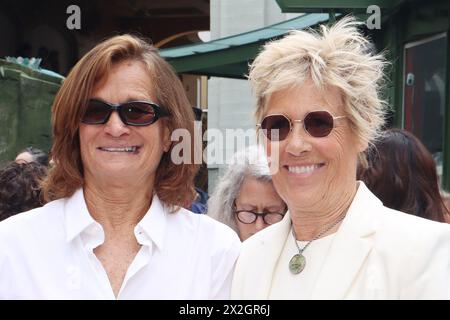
top-left (162, 121), bottom-right (172, 152)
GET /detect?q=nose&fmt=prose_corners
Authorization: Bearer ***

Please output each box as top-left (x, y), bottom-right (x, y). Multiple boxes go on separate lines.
top-left (285, 122), bottom-right (312, 156)
top-left (254, 215), bottom-right (267, 231)
top-left (104, 111), bottom-right (130, 137)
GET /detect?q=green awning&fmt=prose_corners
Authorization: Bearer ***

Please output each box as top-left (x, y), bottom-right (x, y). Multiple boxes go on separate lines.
top-left (275, 0), bottom-right (405, 12)
top-left (159, 13), bottom-right (331, 79)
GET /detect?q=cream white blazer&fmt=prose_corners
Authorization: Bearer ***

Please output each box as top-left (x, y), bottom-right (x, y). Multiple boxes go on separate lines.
top-left (231, 182), bottom-right (450, 299)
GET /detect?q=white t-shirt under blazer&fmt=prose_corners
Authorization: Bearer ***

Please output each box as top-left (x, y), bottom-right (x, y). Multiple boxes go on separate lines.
top-left (0, 189), bottom-right (241, 299)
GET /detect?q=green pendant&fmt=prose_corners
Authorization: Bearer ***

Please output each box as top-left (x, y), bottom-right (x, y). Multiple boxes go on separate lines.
top-left (289, 253), bottom-right (306, 274)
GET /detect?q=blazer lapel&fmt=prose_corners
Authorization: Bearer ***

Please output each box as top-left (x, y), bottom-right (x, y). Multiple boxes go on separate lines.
top-left (311, 182), bottom-right (379, 299)
top-left (244, 212), bottom-right (292, 299)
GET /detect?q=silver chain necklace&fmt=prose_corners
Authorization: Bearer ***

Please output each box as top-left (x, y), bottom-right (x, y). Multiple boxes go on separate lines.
top-left (289, 213), bottom-right (346, 275)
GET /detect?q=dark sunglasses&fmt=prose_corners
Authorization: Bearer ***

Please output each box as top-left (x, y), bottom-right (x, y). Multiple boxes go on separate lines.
top-left (257, 110), bottom-right (346, 141)
top-left (81, 99), bottom-right (170, 126)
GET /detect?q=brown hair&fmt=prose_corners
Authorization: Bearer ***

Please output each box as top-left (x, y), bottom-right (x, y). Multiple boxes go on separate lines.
top-left (358, 128), bottom-right (450, 222)
top-left (0, 162), bottom-right (48, 221)
top-left (42, 34), bottom-right (198, 209)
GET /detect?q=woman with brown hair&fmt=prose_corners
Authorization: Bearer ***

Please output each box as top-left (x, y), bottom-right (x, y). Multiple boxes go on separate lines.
top-left (0, 35), bottom-right (240, 299)
top-left (358, 128), bottom-right (450, 223)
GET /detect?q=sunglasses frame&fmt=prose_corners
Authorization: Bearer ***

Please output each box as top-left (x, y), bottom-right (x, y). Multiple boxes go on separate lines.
top-left (257, 110), bottom-right (346, 141)
top-left (82, 99), bottom-right (170, 126)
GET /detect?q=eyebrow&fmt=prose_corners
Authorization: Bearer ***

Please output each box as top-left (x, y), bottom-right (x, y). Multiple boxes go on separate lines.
top-left (234, 202), bottom-right (256, 209)
top-left (90, 96), bottom-right (153, 103)
top-left (266, 206), bottom-right (286, 211)
top-left (235, 203), bottom-right (286, 212)
top-left (123, 95), bottom-right (153, 102)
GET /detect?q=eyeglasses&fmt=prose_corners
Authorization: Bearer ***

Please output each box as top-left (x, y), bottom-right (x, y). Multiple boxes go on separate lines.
top-left (81, 99), bottom-right (170, 126)
top-left (233, 206), bottom-right (286, 225)
top-left (257, 111), bottom-right (346, 141)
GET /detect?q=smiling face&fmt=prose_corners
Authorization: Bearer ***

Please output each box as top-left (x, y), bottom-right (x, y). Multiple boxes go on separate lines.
top-left (265, 79), bottom-right (364, 212)
top-left (79, 60), bottom-right (170, 185)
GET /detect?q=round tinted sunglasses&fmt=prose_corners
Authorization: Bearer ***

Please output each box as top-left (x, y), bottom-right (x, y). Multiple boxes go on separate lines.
top-left (257, 111), bottom-right (346, 141)
top-left (81, 99), bottom-right (170, 126)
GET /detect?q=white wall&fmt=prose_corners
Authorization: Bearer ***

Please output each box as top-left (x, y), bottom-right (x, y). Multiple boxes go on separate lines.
top-left (207, 0), bottom-right (300, 193)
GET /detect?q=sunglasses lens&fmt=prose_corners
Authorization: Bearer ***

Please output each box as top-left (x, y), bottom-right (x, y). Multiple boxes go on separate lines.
top-left (304, 111), bottom-right (334, 137)
top-left (122, 102), bottom-right (156, 125)
top-left (82, 100), bottom-right (110, 124)
top-left (260, 115), bottom-right (291, 141)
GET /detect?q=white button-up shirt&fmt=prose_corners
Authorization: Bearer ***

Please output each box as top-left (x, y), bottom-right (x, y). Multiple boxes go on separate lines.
top-left (0, 189), bottom-right (241, 299)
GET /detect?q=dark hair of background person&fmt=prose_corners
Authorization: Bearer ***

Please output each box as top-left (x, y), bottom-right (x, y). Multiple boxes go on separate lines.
top-left (0, 162), bottom-right (48, 222)
top-left (18, 147), bottom-right (49, 166)
top-left (358, 128), bottom-right (450, 222)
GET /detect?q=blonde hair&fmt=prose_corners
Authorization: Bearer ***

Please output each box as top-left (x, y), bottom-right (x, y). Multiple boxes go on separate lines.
top-left (250, 16), bottom-right (389, 148)
top-left (42, 34), bottom-right (198, 209)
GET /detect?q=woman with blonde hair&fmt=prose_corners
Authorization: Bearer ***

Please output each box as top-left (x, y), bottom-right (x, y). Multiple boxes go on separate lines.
top-left (0, 35), bottom-right (240, 299)
top-left (231, 17), bottom-right (450, 299)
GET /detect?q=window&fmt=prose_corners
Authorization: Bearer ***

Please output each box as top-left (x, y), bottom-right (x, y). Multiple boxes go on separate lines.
top-left (403, 33), bottom-right (447, 174)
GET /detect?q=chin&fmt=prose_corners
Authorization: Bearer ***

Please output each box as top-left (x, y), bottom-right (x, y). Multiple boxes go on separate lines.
top-left (279, 182), bottom-right (319, 202)
top-left (93, 164), bottom-right (131, 178)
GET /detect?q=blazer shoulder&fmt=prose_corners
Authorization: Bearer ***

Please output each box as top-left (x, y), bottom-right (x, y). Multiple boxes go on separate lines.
top-left (372, 205), bottom-right (450, 250)
top-left (378, 205), bottom-right (450, 230)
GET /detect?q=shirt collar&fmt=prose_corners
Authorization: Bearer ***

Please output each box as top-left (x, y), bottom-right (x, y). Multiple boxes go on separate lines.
top-left (64, 188), bottom-right (100, 243)
top-left (135, 193), bottom-right (167, 251)
top-left (64, 189), bottom-right (168, 251)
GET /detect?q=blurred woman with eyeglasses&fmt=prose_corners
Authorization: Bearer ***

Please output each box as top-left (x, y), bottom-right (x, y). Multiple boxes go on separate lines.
top-left (231, 17), bottom-right (450, 299)
top-left (0, 35), bottom-right (240, 299)
top-left (208, 145), bottom-right (286, 241)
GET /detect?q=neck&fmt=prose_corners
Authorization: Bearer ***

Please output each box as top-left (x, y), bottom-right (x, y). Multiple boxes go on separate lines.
top-left (290, 182), bottom-right (358, 241)
top-left (83, 177), bottom-right (154, 234)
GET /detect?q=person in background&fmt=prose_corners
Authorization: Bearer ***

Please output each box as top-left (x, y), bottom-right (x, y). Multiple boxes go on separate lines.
top-left (190, 187), bottom-right (208, 214)
top-left (443, 194), bottom-right (450, 223)
top-left (189, 107), bottom-right (208, 214)
top-left (0, 162), bottom-right (48, 222)
top-left (358, 128), bottom-right (450, 223)
top-left (231, 17), bottom-right (450, 299)
top-left (208, 145), bottom-right (286, 241)
top-left (15, 147), bottom-right (49, 166)
top-left (0, 34), bottom-right (240, 299)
